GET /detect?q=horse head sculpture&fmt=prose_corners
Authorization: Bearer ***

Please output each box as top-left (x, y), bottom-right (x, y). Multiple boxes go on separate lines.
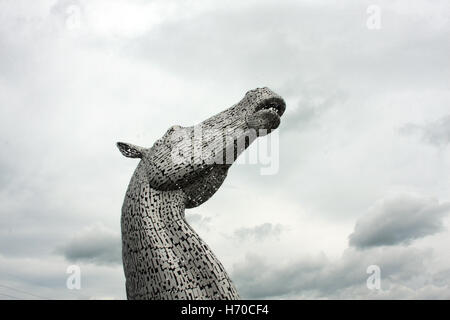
top-left (117, 87), bottom-right (286, 299)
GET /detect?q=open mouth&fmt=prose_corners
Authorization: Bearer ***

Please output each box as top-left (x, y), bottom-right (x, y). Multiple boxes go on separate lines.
top-left (254, 97), bottom-right (286, 117)
top-left (247, 97), bottom-right (286, 132)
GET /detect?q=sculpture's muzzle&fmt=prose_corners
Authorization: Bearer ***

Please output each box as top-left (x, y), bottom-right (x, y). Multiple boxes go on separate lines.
top-left (124, 87), bottom-right (286, 191)
top-left (246, 96), bottom-right (286, 132)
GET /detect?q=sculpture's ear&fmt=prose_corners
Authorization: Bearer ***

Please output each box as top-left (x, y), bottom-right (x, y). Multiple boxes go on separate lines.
top-left (116, 142), bottom-right (145, 159)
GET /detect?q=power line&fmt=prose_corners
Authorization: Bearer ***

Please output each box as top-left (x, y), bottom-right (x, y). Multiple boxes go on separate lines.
top-left (1, 270), bottom-right (90, 300)
top-left (0, 292), bottom-right (20, 300)
top-left (0, 284), bottom-right (52, 300)
top-left (0, 282), bottom-right (90, 300)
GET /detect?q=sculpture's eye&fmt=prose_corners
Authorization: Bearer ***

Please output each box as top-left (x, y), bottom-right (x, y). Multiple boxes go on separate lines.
top-left (168, 125), bottom-right (182, 134)
top-left (162, 125), bottom-right (184, 143)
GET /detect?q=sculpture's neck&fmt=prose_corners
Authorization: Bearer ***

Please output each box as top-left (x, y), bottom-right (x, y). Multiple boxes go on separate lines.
top-left (144, 184), bottom-right (186, 222)
top-left (121, 164), bottom-right (240, 300)
top-left (126, 160), bottom-right (187, 210)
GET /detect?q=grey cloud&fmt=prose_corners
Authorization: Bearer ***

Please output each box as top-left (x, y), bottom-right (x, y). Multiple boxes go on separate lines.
top-left (432, 269), bottom-right (450, 287)
top-left (232, 246), bottom-right (447, 299)
top-left (50, 0), bottom-right (82, 18)
top-left (185, 213), bottom-right (212, 230)
top-left (125, 0), bottom-right (450, 95)
top-left (232, 253), bottom-right (327, 299)
top-left (57, 224), bottom-right (121, 265)
top-left (1, 0), bottom-right (450, 300)
top-left (282, 86), bottom-right (347, 132)
top-left (233, 223), bottom-right (284, 241)
top-left (0, 156), bottom-right (15, 190)
top-left (400, 114), bottom-right (450, 146)
top-left (349, 193), bottom-right (450, 249)
top-left (185, 213), bottom-right (212, 225)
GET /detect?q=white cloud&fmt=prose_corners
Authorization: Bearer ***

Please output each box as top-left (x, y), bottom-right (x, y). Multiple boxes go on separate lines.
top-left (401, 115), bottom-right (450, 146)
top-left (233, 223), bottom-right (284, 242)
top-left (1, 0), bottom-right (450, 300)
top-left (0, 254), bottom-right (125, 299)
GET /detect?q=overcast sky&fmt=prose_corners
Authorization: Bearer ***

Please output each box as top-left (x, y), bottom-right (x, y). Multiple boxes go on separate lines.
top-left (1, 0), bottom-right (449, 299)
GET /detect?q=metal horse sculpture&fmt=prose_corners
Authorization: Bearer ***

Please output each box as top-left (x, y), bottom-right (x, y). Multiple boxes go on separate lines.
top-left (117, 87), bottom-right (286, 299)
